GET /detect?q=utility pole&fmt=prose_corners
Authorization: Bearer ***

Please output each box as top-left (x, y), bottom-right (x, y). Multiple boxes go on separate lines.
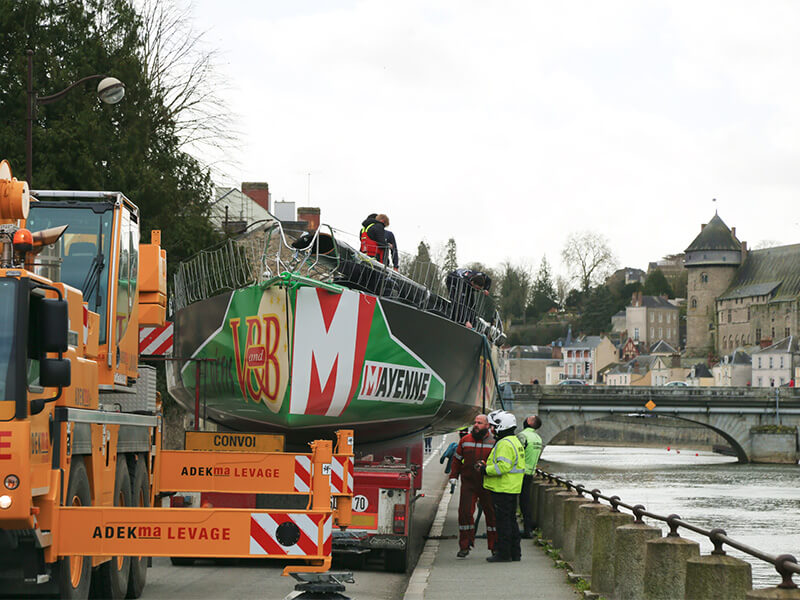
top-left (775, 386), bottom-right (781, 425)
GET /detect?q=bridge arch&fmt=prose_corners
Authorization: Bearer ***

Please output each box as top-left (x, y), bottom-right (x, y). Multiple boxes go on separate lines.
top-left (515, 409), bottom-right (752, 463)
top-left (504, 385), bottom-right (800, 465)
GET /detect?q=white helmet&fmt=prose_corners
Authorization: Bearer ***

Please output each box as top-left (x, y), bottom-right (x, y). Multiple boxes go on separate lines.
top-left (487, 409), bottom-right (502, 427)
top-left (489, 410), bottom-right (516, 433)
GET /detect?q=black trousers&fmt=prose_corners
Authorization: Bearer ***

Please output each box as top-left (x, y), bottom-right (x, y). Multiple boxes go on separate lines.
top-left (519, 474), bottom-right (535, 534)
top-left (491, 491), bottom-right (520, 560)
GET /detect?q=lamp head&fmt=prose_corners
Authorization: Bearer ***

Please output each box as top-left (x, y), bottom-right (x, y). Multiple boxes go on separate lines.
top-left (97, 77), bottom-right (125, 104)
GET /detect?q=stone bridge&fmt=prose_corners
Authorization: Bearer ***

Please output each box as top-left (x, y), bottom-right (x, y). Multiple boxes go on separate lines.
top-left (501, 385), bottom-right (800, 463)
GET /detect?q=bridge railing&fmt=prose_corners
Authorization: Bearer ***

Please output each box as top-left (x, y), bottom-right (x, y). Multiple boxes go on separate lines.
top-left (512, 384), bottom-right (800, 399)
top-left (536, 467), bottom-right (800, 590)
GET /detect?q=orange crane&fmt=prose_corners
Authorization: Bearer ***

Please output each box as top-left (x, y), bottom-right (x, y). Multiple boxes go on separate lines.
top-left (0, 160), bottom-right (353, 599)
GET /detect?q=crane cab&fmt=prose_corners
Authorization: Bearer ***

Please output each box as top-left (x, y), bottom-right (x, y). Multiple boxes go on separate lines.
top-left (26, 191), bottom-right (166, 389)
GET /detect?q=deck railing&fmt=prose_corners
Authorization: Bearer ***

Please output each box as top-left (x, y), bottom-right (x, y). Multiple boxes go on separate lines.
top-left (171, 221), bottom-right (504, 344)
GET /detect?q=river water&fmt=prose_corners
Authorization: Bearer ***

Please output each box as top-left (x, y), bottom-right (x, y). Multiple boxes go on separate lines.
top-left (539, 445), bottom-right (800, 589)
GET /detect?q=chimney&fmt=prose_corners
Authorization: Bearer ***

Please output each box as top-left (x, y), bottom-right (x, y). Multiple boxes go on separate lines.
top-left (242, 182), bottom-right (270, 213)
top-left (671, 353), bottom-right (680, 368)
top-left (700, 223), bottom-right (706, 232)
top-left (760, 338), bottom-right (772, 349)
top-left (297, 206), bottom-right (321, 231)
top-left (741, 240), bottom-right (748, 262)
top-left (731, 226), bottom-right (736, 239)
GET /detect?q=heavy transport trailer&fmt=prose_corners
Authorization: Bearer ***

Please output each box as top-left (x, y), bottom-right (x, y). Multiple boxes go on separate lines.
top-left (184, 432), bottom-right (422, 573)
top-left (0, 160), bottom-right (354, 599)
top-left (331, 439), bottom-right (423, 573)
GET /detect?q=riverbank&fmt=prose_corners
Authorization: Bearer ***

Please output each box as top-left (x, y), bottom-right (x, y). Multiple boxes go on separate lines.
top-left (539, 444), bottom-right (799, 588)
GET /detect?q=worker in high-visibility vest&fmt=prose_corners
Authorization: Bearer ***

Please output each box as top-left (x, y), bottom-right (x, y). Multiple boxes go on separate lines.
top-left (359, 213), bottom-right (389, 263)
top-left (517, 415), bottom-right (543, 538)
top-left (475, 410), bottom-right (525, 562)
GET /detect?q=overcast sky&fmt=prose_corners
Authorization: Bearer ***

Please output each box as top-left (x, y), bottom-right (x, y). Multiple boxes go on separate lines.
top-left (190, 0), bottom-right (800, 281)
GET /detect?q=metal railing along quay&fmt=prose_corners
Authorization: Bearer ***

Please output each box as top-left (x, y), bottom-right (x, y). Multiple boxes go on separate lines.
top-left (536, 468), bottom-right (800, 590)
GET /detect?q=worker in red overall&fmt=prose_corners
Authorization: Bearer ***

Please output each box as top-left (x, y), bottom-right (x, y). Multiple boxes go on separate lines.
top-left (450, 414), bottom-right (497, 557)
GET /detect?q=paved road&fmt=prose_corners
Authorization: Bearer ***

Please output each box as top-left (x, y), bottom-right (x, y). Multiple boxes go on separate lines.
top-left (141, 435), bottom-right (451, 600)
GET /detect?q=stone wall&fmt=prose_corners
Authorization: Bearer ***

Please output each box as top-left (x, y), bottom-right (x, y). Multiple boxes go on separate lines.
top-left (686, 264), bottom-right (737, 354)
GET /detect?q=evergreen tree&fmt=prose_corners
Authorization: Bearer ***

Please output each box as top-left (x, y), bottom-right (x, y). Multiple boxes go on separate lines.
top-left (643, 269), bottom-right (672, 297)
top-left (442, 238), bottom-right (458, 275)
top-left (0, 0), bottom-right (220, 272)
top-left (578, 285), bottom-right (616, 335)
top-left (528, 255), bottom-right (558, 318)
top-left (565, 288), bottom-right (586, 312)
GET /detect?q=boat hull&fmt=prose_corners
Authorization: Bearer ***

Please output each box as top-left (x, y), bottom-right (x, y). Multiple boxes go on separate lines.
top-left (167, 284), bottom-right (495, 446)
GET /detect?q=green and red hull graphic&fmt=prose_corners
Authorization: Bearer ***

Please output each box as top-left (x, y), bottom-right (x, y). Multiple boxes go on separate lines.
top-left (167, 283), bottom-right (495, 446)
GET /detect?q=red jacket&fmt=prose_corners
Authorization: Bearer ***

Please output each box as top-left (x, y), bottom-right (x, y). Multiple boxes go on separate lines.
top-left (451, 431), bottom-right (495, 485)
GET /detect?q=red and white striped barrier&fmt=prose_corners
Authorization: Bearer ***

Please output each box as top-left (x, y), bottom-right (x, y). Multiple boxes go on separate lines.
top-left (330, 455), bottom-right (353, 495)
top-left (139, 322), bottom-right (173, 356)
top-left (294, 456), bottom-right (312, 493)
top-left (249, 512), bottom-right (331, 556)
top-left (295, 455), bottom-right (353, 494)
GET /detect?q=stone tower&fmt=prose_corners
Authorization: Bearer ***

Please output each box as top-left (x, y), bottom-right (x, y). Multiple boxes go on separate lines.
top-left (684, 213), bottom-right (742, 355)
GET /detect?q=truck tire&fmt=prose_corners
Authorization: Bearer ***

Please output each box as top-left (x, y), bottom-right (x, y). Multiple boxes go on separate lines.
top-left (126, 457), bottom-right (149, 599)
top-left (92, 457), bottom-right (132, 599)
top-left (55, 456), bottom-right (92, 600)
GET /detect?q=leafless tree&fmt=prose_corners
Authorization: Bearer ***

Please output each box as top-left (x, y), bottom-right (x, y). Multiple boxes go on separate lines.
top-left (555, 274), bottom-right (571, 309)
top-left (753, 239), bottom-right (782, 250)
top-left (561, 231), bottom-right (617, 292)
top-left (136, 0), bottom-right (240, 175)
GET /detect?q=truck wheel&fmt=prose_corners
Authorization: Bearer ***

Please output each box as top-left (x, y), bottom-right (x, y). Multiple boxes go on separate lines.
top-left (55, 456), bottom-right (92, 600)
top-left (383, 548), bottom-right (409, 573)
top-left (126, 457), bottom-right (149, 599)
top-left (93, 457), bottom-right (132, 599)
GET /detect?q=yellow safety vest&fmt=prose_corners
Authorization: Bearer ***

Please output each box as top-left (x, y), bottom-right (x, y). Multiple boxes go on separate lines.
top-left (517, 428), bottom-right (543, 475)
top-left (483, 434), bottom-right (525, 494)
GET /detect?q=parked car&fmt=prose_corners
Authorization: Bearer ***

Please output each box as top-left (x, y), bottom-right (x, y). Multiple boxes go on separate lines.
top-left (558, 379), bottom-right (586, 385)
top-left (664, 380), bottom-right (689, 387)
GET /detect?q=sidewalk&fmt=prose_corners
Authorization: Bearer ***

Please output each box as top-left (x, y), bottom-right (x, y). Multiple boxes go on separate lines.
top-left (404, 483), bottom-right (577, 599)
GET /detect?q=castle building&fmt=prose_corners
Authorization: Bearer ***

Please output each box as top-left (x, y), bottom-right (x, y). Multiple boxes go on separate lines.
top-left (684, 213), bottom-right (800, 356)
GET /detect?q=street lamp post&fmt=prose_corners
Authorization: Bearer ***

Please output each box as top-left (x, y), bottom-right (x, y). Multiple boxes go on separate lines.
top-left (25, 49), bottom-right (125, 187)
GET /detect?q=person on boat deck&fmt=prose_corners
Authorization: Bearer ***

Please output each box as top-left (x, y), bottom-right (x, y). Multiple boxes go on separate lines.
top-left (384, 227), bottom-right (399, 271)
top-left (450, 414), bottom-right (497, 558)
top-left (446, 268), bottom-right (492, 327)
top-left (360, 213), bottom-right (389, 263)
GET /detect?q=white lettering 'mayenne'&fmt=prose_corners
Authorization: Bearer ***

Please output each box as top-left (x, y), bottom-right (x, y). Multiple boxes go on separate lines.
top-left (357, 361), bottom-right (432, 403)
